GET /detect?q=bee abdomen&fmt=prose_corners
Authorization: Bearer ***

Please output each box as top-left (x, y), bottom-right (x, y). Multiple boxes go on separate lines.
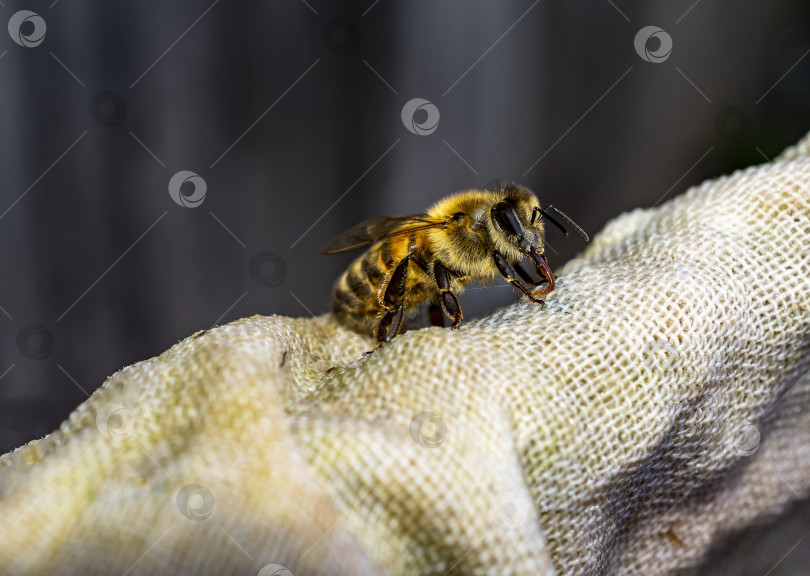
top-left (348, 264), bottom-right (373, 300)
top-left (332, 252), bottom-right (386, 328)
top-left (361, 252), bottom-right (385, 287)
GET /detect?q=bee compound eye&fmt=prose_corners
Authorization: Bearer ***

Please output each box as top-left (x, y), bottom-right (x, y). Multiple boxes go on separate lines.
top-left (492, 202), bottom-right (522, 236)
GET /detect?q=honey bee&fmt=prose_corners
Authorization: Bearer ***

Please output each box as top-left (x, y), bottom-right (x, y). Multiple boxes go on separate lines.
top-left (322, 182), bottom-right (589, 349)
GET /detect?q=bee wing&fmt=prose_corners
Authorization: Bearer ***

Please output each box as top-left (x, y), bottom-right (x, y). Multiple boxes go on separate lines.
top-left (321, 215), bottom-right (447, 254)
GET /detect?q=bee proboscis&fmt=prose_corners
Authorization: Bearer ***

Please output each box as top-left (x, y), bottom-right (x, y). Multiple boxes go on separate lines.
top-left (322, 182), bottom-right (589, 350)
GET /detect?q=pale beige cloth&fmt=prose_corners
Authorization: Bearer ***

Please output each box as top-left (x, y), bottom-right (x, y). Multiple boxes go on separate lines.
top-left (2, 133), bottom-right (810, 576)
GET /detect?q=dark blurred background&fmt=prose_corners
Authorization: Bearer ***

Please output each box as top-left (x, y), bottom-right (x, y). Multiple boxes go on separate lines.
top-left (1, 0), bottom-right (810, 572)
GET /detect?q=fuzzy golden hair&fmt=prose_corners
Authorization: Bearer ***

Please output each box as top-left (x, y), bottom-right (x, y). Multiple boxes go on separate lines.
top-left (326, 182), bottom-right (551, 336)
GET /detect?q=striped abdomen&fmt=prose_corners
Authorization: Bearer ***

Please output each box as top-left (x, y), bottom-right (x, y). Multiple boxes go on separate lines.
top-left (331, 233), bottom-right (433, 333)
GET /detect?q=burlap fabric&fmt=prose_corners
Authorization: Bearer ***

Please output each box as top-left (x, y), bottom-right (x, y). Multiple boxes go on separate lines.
top-left (1, 132), bottom-right (810, 576)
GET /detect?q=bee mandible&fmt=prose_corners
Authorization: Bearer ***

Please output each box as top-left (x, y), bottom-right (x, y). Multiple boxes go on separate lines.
top-left (322, 182), bottom-right (589, 349)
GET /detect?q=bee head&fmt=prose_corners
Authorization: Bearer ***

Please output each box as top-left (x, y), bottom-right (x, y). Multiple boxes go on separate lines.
top-left (489, 186), bottom-right (544, 255)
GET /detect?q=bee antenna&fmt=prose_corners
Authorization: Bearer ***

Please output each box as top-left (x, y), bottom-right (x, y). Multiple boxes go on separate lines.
top-left (536, 205), bottom-right (590, 242)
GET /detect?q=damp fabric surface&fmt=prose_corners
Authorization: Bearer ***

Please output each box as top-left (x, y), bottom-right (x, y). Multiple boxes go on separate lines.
top-left (1, 133), bottom-right (810, 576)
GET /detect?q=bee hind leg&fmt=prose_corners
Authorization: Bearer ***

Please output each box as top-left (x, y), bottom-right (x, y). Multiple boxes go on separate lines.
top-left (373, 256), bottom-right (411, 348)
top-left (493, 251), bottom-right (547, 305)
top-left (433, 260), bottom-right (463, 328)
top-left (375, 307), bottom-right (405, 348)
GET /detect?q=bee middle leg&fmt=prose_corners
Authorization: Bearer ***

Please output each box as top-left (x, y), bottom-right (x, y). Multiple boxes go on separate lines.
top-left (493, 251), bottom-right (547, 305)
top-left (433, 260), bottom-right (463, 328)
top-left (410, 256), bottom-right (445, 328)
top-left (428, 301), bottom-right (445, 327)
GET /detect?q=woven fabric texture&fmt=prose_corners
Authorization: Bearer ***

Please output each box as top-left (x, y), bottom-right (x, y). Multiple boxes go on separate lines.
top-left (1, 133), bottom-right (810, 576)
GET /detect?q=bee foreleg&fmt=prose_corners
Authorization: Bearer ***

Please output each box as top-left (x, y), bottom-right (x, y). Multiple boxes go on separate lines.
top-left (512, 261), bottom-right (546, 287)
top-left (529, 247), bottom-right (555, 293)
top-left (493, 251), bottom-right (547, 305)
top-left (513, 257), bottom-right (553, 297)
top-left (433, 260), bottom-right (463, 329)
